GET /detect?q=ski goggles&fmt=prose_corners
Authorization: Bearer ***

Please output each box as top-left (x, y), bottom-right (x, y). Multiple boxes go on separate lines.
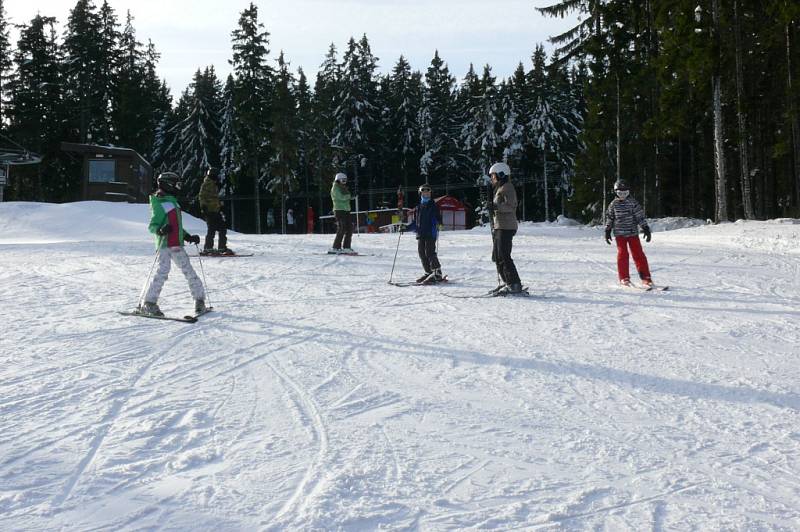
top-left (419, 187), bottom-right (431, 193)
top-left (616, 190), bottom-right (630, 199)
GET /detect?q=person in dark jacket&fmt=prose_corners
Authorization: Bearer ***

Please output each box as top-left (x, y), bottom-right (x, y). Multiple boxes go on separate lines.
top-left (604, 179), bottom-right (654, 287)
top-left (489, 162), bottom-right (523, 294)
top-left (402, 183), bottom-right (445, 283)
top-left (197, 167), bottom-right (231, 255)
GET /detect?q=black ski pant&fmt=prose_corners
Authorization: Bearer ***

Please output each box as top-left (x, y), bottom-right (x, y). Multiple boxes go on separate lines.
top-left (332, 210), bottom-right (352, 249)
top-left (204, 211), bottom-right (227, 250)
top-left (417, 238), bottom-right (441, 273)
top-left (491, 229), bottom-right (520, 285)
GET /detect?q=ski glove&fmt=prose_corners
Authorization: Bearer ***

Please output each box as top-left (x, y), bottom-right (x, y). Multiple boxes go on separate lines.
top-left (156, 224), bottom-right (171, 236)
top-left (186, 234), bottom-right (200, 245)
top-left (642, 226), bottom-right (652, 242)
top-left (604, 227), bottom-right (612, 245)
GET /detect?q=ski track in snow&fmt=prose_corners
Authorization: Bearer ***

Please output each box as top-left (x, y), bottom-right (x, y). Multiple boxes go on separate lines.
top-left (1, 203), bottom-right (800, 530)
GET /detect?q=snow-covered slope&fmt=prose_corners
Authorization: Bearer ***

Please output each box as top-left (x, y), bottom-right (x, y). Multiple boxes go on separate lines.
top-left (1, 201), bottom-right (799, 530)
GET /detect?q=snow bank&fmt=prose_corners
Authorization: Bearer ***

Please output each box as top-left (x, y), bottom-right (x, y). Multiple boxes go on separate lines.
top-left (555, 214), bottom-right (581, 226)
top-left (647, 216), bottom-right (706, 232)
top-left (0, 201), bottom-right (206, 244)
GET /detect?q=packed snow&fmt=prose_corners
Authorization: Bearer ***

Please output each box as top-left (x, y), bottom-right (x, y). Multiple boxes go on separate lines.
top-left (1, 201), bottom-right (799, 530)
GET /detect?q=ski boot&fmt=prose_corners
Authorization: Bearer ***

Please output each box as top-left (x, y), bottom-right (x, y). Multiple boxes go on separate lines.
top-left (422, 268), bottom-right (444, 284)
top-left (328, 247), bottom-right (342, 255)
top-left (139, 301), bottom-right (164, 317)
top-left (620, 278), bottom-right (632, 287)
top-left (488, 284), bottom-right (507, 295)
top-left (416, 272), bottom-right (432, 283)
top-left (341, 248), bottom-right (356, 255)
top-left (494, 283), bottom-right (524, 296)
top-left (195, 299), bottom-right (207, 313)
top-left (506, 282), bottom-right (524, 294)
top-left (219, 248), bottom-right (235, 256)
top-left (641, 278), bottom-right (654, 288)
top-left (200, 248), bottom-right (218, 256)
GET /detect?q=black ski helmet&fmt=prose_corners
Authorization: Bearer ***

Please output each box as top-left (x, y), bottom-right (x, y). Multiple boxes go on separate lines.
top-left (418, 183), bottom-right (432, 194)
top-left (157, 172), bottom-right (182, 194)
top-left (206, 166), bottom-right (220, 181)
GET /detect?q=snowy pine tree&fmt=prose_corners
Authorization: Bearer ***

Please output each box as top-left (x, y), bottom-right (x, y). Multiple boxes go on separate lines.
top-left (386, 56), bottom-right (422, 190)
top-left (526, 51), bottom-right (582, 222)
top-left (419, 51), bottom-right (461, 188)
top-left (267, 52), bottom-right (299, 233)
top-left (62, 0), bottom-right (105, 144)
top-left (294, 67), bottom-right (314, 209)
top-left (311, 43), bottom-right (341, 206)
top-left (501, 63), bottom-right (529, 173)
top-left (460, 65), bottom-right (503, 178)
top-left (7, 15), bottom-right (67, 200)
top-left (0, 0), bottom-right (12, 131)
top-left (177, 67), bottom-right (222, 207)
top-left (230, 2), bottom-right (273, 233)
top-left (218, 75), bottom-right (239, 199)
top-left (331, 36), bottom-right (379, 174)
top-left (112, 10), bottom-right (169, 159)
top-left (96, 0), bottom-right (120, 144)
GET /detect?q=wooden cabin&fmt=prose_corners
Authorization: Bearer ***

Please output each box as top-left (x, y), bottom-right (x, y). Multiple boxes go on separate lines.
top-left (61, 142), bottom-right (153, 203)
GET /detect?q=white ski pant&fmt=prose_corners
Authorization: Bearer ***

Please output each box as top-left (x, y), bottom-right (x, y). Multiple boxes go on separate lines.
top-left (144, 246), bottom-right (205, 303)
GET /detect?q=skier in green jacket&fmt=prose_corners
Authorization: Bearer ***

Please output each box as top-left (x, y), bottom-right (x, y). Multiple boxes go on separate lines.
top-left (329, 172), bottom-right (355, 254)
top-left (139, 172), bottom-right (206, 317)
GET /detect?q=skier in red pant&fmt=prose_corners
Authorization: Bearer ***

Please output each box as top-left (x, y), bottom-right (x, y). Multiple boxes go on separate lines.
top-left (604, 180), bottom-right (654, 288)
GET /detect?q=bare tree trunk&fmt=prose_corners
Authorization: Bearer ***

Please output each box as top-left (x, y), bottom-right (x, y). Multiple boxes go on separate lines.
top-left (734, 0), bottom-right (755, 219)
top-left (602, 173), bottom-right (607, 226)
top-left (281, 169), bottom-right (287, 235)
top-left (654, 140), bottom-right (660, 216)
top-left (254, 146), bottom-right (261, 234)
top-left (678, 139), bottom-right (684, 215)
top-left (643, 166), bottom-right (647, 213)
top-left (690, 138), bottom-right (697, 217)
top-left (616, 74), bottom-right (622, 182)
top-left (712, 0), bottom-right (729, 222)
top-left (543, 138), bottom-right (549, 222)
top-left (788, 22), bottom-right (800, 210)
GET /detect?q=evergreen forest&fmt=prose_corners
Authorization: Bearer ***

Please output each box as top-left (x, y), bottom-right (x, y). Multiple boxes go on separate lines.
top-left (0, 0), bottom-right (798, 232)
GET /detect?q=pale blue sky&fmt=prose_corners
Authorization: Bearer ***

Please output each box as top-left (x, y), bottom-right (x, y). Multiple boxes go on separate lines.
top-left (5, 0), bottom-right (578, 98)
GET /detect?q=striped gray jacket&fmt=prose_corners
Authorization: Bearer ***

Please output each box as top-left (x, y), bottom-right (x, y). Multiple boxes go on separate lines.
top-left (606, 197), bottom-right (648, 237)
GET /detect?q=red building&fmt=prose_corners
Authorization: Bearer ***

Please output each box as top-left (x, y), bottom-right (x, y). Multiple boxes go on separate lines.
top-left (435, 195), bottom-right (468, 230)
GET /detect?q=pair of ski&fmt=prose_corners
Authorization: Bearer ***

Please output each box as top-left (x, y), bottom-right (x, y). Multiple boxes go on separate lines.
top-left (444, 286), bottom-right (533, 299)
top-left (119, 307), bottom-right (214, 323)
top-left (389, 276), bottom-right (449, 287)
top-left (326, 251), bottom-right (369, 256)
top-left (197, 253), bottom-right (254, 257)
top-left (623, 282), bottom-right (669, 292)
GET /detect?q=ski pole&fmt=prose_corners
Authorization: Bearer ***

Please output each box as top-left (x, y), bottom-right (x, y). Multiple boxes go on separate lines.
top-left (195, 243), bottom-right (212, 308)
top-left (137, 247), bottom-right (161, 308)
top-left (388, 225), bottom-right (403, 283)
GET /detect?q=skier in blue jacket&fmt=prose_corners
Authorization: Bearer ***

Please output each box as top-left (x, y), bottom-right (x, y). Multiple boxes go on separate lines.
top-left (402, 183), bottom-right (445, 283)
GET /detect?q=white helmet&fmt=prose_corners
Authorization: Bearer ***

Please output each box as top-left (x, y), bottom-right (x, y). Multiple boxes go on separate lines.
top-left (334, 172), bottom-right (348, 183)
top-left (488, 162), bottom-right (511, 179)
